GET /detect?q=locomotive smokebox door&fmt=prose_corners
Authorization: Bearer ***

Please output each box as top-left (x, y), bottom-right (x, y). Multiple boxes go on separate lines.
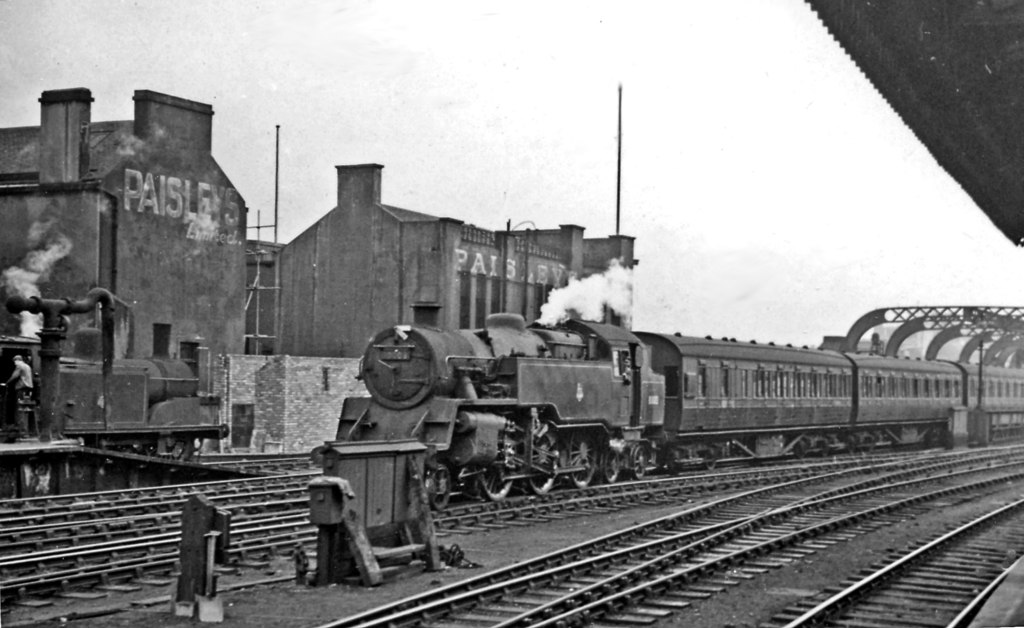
top-left (307, 476), bottom-right (354, 525)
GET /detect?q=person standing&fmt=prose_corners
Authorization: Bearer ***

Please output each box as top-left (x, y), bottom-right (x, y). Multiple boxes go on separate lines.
top-left (5, 355), bottom-right (34, 434)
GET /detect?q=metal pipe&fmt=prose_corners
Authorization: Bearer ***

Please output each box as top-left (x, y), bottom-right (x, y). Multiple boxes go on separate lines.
top-left (6, 288), bottom-right (115, 440)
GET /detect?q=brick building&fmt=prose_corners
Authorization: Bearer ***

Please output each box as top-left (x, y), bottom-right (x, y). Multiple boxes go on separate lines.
top-left (215, 354), bottom-right (364, 453)
top-left (0, 88), bottom-right (247, 360)
top-left (269, 164), bottom-right (636, 358)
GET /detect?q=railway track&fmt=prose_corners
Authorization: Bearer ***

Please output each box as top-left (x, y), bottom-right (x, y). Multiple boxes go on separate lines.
top-left (766, 497), bottom-right (1024, 628)
top-left (2, 448), bottom-right (1021, 609)
top-left (310, 455), bottom-right (1024, 628)
top-left (200, 453), bottom-right (319, 475)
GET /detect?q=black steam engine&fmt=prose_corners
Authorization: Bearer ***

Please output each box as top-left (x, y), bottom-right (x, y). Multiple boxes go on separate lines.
top-left (338, 314), bottom-right (664, 508)
top-left (1, 289), bottom-right (224, 459)
top-left (337, 313), bottom-right (1024, 508)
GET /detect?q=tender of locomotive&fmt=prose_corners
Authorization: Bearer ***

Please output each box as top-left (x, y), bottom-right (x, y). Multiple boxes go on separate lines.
top-left (336, 313), bottom-right (665, 508)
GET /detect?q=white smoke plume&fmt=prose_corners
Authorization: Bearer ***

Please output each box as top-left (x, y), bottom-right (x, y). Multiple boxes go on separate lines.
top-left (1, 220), bottom-right (73, 337)
top-left (538, 259), bottom-right (633, 326)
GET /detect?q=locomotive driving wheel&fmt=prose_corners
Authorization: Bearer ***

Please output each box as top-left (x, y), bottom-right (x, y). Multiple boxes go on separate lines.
top-left (601, 450), bottom-right (624, 484)
top-left (629, 444), bottom-right (648, 480)
top-left (478, 466), bottom-right (513, 501)
top-left (526, 430), bottom-right (559, 495)
top-left (564, 433), bottom-right (596, 489)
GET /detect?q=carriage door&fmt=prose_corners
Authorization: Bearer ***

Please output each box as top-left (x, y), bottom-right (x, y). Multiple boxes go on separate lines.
top-left (629, 343), bottom-right (643, 427)
top-left (614, 346), bottom-right (633, 425)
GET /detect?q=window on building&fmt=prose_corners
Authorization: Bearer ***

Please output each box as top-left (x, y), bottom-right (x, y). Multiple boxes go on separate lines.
top-left (458, 271), bottom-right (472, 328)
top-left (474, 275), bottom-right (488, 328)
top-left (490, 277), bottom-right (502, 316)
top-left (153, 323), bottom-right (171, 358)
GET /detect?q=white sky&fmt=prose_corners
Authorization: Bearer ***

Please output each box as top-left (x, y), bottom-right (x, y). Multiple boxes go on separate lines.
top-left (2, 0), bottom-right (1022, 348)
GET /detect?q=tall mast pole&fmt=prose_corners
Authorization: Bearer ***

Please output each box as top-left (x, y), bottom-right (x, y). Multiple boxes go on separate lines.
top-left (274, 125), bottom-right (280, 243)
top-left (616, 84), bottom-right (622, 236)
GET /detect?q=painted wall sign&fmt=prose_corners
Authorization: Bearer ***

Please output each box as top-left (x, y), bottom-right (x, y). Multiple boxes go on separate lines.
top-left (455, 247), bottom-right (568, 286)
top-left (122, 168), bottom-right (242, 245)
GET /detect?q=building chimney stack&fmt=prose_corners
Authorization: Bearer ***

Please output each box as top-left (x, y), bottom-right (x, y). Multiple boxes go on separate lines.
top-left (336, 164), bottom-right (383, 211)
top-left (38, 88), bottom-right (93, 183)
top-left (133, 90), bottom-right (213, 156)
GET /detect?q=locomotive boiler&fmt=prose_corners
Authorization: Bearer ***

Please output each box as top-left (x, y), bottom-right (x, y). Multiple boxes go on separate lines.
top-left (336, 313), bottom-right (665, 508)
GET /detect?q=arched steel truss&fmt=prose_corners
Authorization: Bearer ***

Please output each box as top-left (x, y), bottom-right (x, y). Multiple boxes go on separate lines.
top-left (842, 306), bottom-right (1024, 366)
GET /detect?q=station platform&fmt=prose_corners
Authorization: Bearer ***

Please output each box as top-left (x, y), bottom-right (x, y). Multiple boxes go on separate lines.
top-left (0, 439), bottom-right (256, 499)
top-left (0, 437), bottom-right (84, 454)
top-left (969, 555), bottom-right (1024, 628)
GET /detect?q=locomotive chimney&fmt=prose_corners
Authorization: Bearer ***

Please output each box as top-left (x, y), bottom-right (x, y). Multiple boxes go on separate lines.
top-left (38, 88), bottom-right (93, 183)
top-left (336, 164), bottom-right (383, 210)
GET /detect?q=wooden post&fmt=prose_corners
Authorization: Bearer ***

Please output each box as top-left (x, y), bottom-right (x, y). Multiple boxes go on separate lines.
top-left (405, 453), bottom-right (441, 571)
top-left (173, 494), bottom-right (231, 622)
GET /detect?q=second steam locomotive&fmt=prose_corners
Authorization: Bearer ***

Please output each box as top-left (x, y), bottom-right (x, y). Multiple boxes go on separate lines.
top-left (337, 313), bottom-right (1024, 508)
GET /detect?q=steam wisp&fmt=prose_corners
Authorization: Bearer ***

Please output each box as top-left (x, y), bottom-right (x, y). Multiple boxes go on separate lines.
top-left (538, 259), bottom-right (633, 326)
top-left (1, 220), bottom-right (73, 337)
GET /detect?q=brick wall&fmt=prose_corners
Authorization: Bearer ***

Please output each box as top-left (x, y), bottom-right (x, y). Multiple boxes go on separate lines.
top-left (215, 354), bottom-right (366, 453)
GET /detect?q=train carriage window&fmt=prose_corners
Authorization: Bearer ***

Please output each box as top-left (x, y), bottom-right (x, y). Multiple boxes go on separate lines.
top-left (912, 378), bottom-right (920, 398)
top-left (924, 379), bottom-right (931, 398)
top-left (664, 366), bottom-right (680, 398)
top-left (721, 368), bottom-right (731, 397)
top-left (955, 379), bottom-right (962, 399)
top-left (698, 366), bottom-right (707, 398)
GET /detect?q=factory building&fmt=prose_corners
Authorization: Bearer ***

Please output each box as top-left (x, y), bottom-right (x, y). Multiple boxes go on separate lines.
top-left (0, 88), bottom-right (247, 360)
top-left (271, 163), bottom-right (635, 358)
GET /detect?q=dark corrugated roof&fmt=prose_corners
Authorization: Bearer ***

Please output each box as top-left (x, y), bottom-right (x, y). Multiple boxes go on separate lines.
top-left (381, 204), bottom-right (438, 222)
top-left (0, 120), bottom-right (132, 177)
top-left (0, 126), bottom-right (38, 173)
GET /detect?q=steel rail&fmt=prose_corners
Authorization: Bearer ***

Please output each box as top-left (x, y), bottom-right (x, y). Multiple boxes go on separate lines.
top-left (312, 453), bottom-right (1024, 628)
top-left (777, 498), bottom-right (1024, 627)
top-left (514, 467), bottom-right (1024, 628)
top-left (315, 454), bottom-right (1024, 626)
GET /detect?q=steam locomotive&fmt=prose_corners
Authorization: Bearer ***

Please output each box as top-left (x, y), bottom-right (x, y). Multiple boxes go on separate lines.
top-left (336, 313), bottom-right (1024, 508)
top-left (0, 329), bottom-right (225, 459)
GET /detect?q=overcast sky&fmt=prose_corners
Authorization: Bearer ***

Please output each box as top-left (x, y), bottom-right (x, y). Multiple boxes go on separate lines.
top-left (2, 0), bottom-right (1022, 348)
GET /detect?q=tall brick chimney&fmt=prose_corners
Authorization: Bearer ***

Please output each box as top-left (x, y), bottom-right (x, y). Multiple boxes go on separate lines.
top-left (38, 88), bottom-right (93, 183)
top-left (133, 90), bottom-right (213, 155)
top-left (336, 164), bottom-right (383, 210)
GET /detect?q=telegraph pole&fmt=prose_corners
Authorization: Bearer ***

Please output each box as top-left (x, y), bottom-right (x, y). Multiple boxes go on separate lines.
top-left (615, 84), bottom-right (622, 236)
